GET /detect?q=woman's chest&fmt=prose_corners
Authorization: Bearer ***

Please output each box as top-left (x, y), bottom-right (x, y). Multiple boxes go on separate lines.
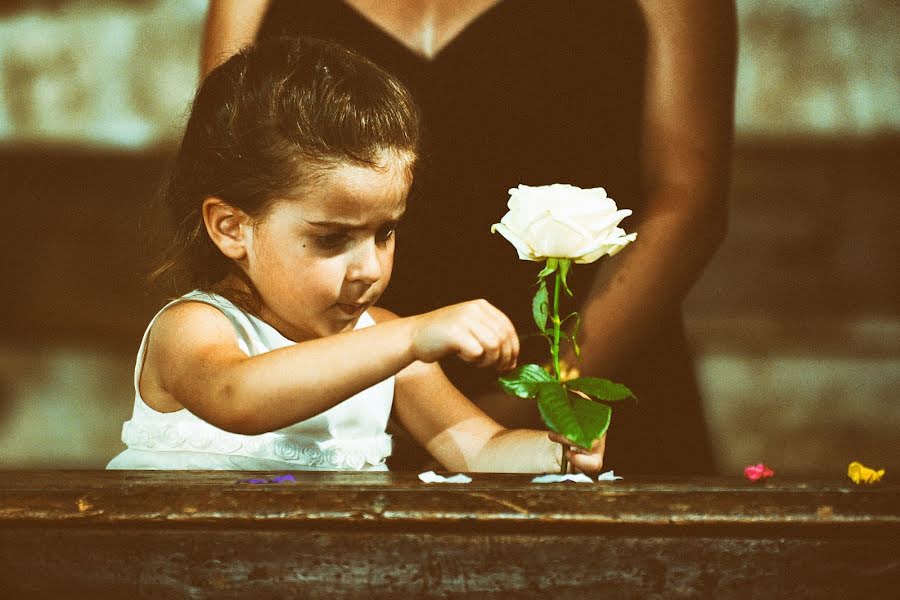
top-left (342, 0), bottom-right (502, 60)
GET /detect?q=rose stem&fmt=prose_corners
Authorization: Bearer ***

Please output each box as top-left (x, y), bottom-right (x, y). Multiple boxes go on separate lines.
top-left (551, 266), bottom-right (568, 474)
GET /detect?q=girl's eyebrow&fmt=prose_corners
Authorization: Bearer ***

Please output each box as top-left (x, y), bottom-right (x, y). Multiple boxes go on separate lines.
top-left (302, 210), bottom-right (406, 230)
top-left (303, 218), bottom-right (360, 229)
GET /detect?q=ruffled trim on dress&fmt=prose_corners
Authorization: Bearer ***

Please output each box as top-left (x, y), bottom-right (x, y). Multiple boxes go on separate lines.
top-left (121, 420), bottom-right (392, 470)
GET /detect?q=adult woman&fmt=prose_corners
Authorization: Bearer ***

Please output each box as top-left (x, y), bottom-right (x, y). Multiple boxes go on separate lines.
top-left (201, 0), bottom-right (737, 474)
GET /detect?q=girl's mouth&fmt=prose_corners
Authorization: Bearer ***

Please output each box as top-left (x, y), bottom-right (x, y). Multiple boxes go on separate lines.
top-left (335, 302), bottom-right (366, 317)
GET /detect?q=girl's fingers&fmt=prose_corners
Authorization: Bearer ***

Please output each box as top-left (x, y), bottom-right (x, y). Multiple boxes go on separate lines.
top-left (509, 325), bottom-right (520, 369)
top-left (500, 315), bottom-right (519, 372)
top-left (480, 304), bottom-right (518, 371)
top-left (475, 312), bottom-right (516, 370)
top-left (566, 450), bottom-right (604, 476)
top-left (489, 319), bottom-right (510, 369)
top-left (474, 326), bottom-right (500, 368)
top-left (497, 329), bottom-right (516, 372)
top-left (548, 431), bottom-right (583, 449)
top-left (548, 431), bottom-right (565, 445)
top-left (463, 301), bottom-right (518, 371)
top-left (548, 432), bottom-right (606, 452)
top-left (549, 432), bottom-right (606, 476)
top-left (456, 332), bottom-right (487, 363)
top-left (450, 301), bottom-right (519, 370)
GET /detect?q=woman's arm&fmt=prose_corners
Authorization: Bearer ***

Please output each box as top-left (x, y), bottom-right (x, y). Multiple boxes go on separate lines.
top-left (143, 300), bottom-right (516, 436)
top-left (568, 0), bottom-right (737, 375)
top-left (201, 0), bottom-right (272, 77)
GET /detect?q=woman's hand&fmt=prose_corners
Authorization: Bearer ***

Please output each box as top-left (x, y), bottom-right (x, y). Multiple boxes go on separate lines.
top-left (549, 432), bottom-right (606, 477)
top-left (409, 300), bottom-right (519, 371)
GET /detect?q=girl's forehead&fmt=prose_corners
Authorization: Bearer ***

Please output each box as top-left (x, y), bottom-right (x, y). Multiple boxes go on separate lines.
top-left (327, 159), bottom-right (411, 197)
top-left (277, 160), bottom-right (411, 223)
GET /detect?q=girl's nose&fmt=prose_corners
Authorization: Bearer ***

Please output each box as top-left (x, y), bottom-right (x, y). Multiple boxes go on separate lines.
top-left (346, 239), bottom-right (383, 284)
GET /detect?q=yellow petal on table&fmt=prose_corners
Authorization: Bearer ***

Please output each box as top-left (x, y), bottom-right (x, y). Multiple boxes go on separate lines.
top-left (847, 461), bottom-right (885, 484)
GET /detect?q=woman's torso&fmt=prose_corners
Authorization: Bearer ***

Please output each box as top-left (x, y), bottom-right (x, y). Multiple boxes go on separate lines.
top-left (257, 2), bottom-right (715, 474)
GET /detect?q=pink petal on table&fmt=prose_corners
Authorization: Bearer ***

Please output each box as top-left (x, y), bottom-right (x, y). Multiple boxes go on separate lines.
top-left (744, 463), bottom-right (775, 481)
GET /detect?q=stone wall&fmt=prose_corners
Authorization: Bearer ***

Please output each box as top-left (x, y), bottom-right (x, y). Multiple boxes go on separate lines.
top-left (0, 1), bottom-right (897, 475)
top-left (1, 0), bottom-right (897, 146)
top-left (735, 0), bottom-right (899, 137)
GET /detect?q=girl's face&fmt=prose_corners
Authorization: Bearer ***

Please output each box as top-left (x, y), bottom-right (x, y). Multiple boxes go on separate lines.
top-left (242, 158), bottom-right (411, 341)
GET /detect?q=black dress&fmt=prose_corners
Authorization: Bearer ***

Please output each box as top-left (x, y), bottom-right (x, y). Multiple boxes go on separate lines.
top-left (257, 0), bottom-right (715, 475)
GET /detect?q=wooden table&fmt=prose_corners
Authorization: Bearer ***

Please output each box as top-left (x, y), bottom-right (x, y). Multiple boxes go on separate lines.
top-left (0, 470), bottom-right (897, 598)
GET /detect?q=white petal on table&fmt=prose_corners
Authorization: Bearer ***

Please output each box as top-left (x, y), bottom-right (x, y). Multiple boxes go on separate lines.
top-left (532, 470), bottom-right (623, 483)
top-left (418, 470), bottom-right (473, 484)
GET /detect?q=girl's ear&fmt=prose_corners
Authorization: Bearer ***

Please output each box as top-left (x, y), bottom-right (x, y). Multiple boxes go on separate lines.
top-left (202, 197), bottom-right (251, 260)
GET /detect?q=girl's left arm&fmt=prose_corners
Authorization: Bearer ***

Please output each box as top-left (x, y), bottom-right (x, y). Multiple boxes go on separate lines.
top-left (394, 358), bottom-right (558, 474)
top-left (371, 309), bottom-right (602, 474)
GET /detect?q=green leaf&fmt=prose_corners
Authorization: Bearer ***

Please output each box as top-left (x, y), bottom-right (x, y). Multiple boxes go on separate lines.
top-left (565, 377), bottom-right (634, 402)
top-left (536, 382), bottom-right (612, 449)
top-left (532, 280), bottom-right (549, 330)
top-left (537, 258), bottom-right (558, 280)
top-left (558, 258), bottom-right (573, 296)
top-left (497, 363), bottom-right (555, 399)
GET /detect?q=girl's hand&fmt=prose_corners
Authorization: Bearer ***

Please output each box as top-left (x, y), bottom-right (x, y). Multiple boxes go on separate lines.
top-left (410, 300), bottom-right (519, 371)
top-left (548, 432), bottom-right (606, 477)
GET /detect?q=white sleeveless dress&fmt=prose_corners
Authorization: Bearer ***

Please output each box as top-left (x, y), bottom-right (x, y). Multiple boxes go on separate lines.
top-left (106, 290), bottom-right (394, 470)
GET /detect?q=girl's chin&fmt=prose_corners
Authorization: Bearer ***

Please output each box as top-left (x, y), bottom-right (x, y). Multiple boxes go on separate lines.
top-left (321, 310), bottom-right (364, 333)
top-left (258, 301), bottom-right (371, 341)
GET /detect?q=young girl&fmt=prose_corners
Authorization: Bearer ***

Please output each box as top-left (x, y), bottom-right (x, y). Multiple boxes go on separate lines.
top-left (106, 36), bottom-right (604, 474)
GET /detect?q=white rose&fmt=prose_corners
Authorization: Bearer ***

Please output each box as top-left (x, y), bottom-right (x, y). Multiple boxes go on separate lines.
top-left (491, 184), bottom-right (637, 264)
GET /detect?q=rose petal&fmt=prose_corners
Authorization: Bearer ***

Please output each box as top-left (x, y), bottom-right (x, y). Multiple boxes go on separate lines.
top-left (524, 213), bottom-right (592, 258)
top-left (580, 209), bottom-right (633, 237)
top-left (507, 184), bottom-right (615, 231)
top-left (495, 183), bottom-right (636, 263)
top-left (847, 461), bottom-right (885, 484)
top-left (418, 471), bottom-right (473, 483)
top-left (743, 463), bottom-right (775, 481)
top-left (597, 470), bottom-right (623, 481)
top-left (491, 222), bottom-right (541, 261)
top-left (574, 231), bottom-right (637, 264)
top-left (532, 473), bottom-right (594, 483)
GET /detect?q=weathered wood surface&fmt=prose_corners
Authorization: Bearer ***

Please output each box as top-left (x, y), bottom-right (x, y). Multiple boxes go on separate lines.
top-left (0, 471), bottom-right (897, 598)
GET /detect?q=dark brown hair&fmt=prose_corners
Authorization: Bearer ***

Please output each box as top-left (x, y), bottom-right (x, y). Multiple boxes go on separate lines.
top-left (149, 36), bottom-right (421, 302)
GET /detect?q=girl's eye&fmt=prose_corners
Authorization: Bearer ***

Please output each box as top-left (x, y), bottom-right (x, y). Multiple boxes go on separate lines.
top-left (376, 226), bottom-right (396, 244)
top-left (315, 233), bottom-right (350, 250)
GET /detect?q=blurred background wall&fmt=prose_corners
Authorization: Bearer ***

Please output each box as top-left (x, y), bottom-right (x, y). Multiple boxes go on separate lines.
top-left (0, 0), bottom-right (897, 474)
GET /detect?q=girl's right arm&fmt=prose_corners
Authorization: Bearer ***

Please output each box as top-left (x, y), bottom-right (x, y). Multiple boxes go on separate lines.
top-left (201, 0), bottom-right (272, 77)
top-left (140, 299), bottom-right (517, 435)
